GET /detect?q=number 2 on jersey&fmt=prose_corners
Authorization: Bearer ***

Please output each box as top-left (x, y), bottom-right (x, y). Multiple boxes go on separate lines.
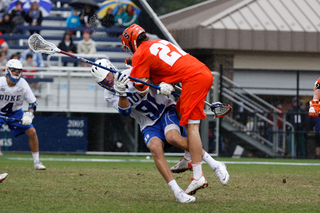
top-left (149, 40), bottom-right (187, 66)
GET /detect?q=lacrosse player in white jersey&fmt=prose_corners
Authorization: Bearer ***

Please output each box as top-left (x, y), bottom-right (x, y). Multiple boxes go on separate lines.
top-left (0, 59), bottom-right (45, 170)
top-left (91, 59), bottom-right (229, 203)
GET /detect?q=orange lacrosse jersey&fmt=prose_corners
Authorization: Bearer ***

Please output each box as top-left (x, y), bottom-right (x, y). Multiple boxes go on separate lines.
top-left (130, 39), bottom-right (208, 84)
top-left (130, 39), bottom-right (213, 125)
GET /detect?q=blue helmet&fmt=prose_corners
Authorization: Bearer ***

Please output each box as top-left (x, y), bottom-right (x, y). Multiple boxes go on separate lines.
top-left (6, 59), bottom-right (23, 83)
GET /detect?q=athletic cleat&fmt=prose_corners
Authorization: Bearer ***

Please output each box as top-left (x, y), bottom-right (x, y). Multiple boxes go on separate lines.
top-left (185, 176), bottom-right (208, 195)
top-left (0, 173), bottom-right (8, 183)
top-left (175, 188), bottom-right (196, 203)
top-left (34, 161), bottom-right (46, 170)
top-left (214, 162), bottom-right (230, 186)
top-left (170, 158), bottom-right (192, 173)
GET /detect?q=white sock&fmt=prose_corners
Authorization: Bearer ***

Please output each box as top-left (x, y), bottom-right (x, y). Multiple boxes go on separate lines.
top-left (184, 151), bottom-right (191, 160)
top-left (202, 151), bottom-right (219, 171)
top-left (192, 162), bottom-right (203, 180)
top-left (32, 152), bottom-right (39, 163)
top-left (168, 179), bottom-right (181, 196)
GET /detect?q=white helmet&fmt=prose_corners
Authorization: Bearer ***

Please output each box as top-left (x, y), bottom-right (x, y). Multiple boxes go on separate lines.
top-left (6, 59), bottom-right (23, 83)
top-left (91, 59), bottom-right (116, 89)
top-left (91, 59), bottom-right (116, 82)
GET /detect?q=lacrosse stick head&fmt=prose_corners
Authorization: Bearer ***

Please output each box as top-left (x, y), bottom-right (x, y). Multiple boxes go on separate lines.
top-left (28, 33), bottom-right (60, 54)
top-left (211, 102), bottom-right (232, 118)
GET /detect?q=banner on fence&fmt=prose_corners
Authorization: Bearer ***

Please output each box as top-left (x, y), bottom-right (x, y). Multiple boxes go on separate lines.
top-left (0, 117), bottom-right (88, 152)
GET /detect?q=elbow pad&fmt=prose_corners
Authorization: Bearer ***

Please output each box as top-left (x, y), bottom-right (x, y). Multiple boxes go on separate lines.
top-left (118, 106), bottom-right (131, 116)
top-left (28, 101), bottom-right (38, 112)
top-left (134, 79), bottom-right (150, 95)
top-left (314, 78), bottom-right (320, 91)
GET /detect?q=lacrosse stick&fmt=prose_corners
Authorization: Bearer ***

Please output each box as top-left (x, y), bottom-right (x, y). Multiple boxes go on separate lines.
top-left (0, 115), bottom-right (22, 122)
top-left (28, 33), bottom-right (180, 97)
top-left (174, 85), bottom-right (232, 118)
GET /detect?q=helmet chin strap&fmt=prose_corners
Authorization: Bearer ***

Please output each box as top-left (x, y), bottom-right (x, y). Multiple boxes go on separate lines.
top-left (6, 68), bottom-right (21, 83)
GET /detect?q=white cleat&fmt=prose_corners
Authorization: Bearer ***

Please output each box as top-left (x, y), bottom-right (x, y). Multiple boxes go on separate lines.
top-left (185, 176), bottom-right (208, 195)
top-left (34, 161), bottom-right (46, 170)
top-left (214, 162), bottom-right (229, 186)
top-left (0, 173), bottom-right (8, 183)
top-left (175, 188), bottom-right (196, 203)
top-left (170, 158), bottom-right (192, 173)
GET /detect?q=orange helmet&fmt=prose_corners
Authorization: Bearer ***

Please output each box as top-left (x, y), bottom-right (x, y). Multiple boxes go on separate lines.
top-left (122, 24), bottom-right (147, 53)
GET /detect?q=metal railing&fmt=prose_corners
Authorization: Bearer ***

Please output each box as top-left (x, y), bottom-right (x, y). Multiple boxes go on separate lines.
top-left (207, 72), bottom-right (295, 158)
top-left (0, 66), bottom-right (297, 157)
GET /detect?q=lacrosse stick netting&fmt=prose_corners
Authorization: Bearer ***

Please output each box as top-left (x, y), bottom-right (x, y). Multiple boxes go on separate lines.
top-left (28, 33), bottom-right (60, 54)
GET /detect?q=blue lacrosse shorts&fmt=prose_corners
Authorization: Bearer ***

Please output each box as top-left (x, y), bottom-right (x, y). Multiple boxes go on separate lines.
top-left (0, 109), bottom-right (34, 137)
top-left (142, 107), bottom-right (187, 148)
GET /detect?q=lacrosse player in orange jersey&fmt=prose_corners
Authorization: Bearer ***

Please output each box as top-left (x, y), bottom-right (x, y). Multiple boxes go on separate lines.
top-left (121, 24), bottom-right (229, 195)
top-left (309, 78), bottom-right (320, 117)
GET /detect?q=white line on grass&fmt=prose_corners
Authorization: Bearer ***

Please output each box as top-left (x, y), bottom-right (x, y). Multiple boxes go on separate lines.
top-left (4, 157), bottom-right (320, 166)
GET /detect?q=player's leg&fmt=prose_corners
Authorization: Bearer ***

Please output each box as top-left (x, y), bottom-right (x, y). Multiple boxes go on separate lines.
top-left (148, 138), bottom-right (195, 203)
top-left (148, 137), bottom-right (174, 183)
top-left (143, 126), bottom-right (195, 203)
top-left (163, 108), bottom-right (229, 185)
top-left (166, 131), bottom-right (192, 173)
top-left (184, 123), bottom-right (208, 195)
top-left (178, 67), bottom-right (213, 195)
top-left (25, 127), bottom-right (46, 170)
top-left (167, 132), bottom-right (229, 185)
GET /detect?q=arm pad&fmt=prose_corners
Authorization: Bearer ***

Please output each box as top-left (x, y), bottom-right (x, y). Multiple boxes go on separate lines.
top-left (314, 78), bottom-right (320, 91)
top-left (118, 106), bottom-right (131, 116)
top-left (134, 80), bottom-right (150, 96)
top-left (28, 101), bottom-right (38, 112)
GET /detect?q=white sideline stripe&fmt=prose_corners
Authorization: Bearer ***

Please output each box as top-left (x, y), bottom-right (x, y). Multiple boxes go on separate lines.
top-left (4, 157), bottom-right (320, 166)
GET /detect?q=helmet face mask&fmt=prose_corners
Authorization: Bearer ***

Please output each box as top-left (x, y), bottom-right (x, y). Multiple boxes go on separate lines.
top-left (98, 72), bottom-right (114, 89)
top-left (91, 59), bottom-right (116, 89)
top-left (6, 59), bottom-right (23, 83)
top-left (121, 24), bottom-right (147, 53)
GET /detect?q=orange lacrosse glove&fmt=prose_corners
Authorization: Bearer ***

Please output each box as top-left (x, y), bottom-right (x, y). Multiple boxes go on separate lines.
top-left (309, 100), bottom-right (320, 117)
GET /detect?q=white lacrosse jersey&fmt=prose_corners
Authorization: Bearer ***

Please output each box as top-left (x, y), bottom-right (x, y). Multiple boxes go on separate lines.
top-left (0, 76), bottom-right (36, 115)
top-left (105, 69), bottom-right (175, 131)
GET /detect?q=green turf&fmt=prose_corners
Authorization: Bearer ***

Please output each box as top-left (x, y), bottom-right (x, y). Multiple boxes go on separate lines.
top-left (1, 153), bottom-right (320, 213)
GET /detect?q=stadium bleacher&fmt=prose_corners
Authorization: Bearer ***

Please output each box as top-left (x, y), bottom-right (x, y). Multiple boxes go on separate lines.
top-left (1, 1), bottom-right (130, 69)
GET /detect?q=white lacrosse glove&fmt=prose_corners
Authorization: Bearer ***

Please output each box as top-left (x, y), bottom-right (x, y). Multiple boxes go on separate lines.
top-left (114, 72), bottom-right (130, 96)
top-left (21, 111), bottom-right (34, 126)
top-left (157, 82), bottom-right (174, 96)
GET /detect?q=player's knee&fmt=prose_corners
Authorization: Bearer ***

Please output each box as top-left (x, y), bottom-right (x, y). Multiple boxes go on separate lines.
top-left (166, 133), bottom-right (180, 145)
top-left (148, 141), bottom-right (163, 157)
top-left (165, 129), bottom-right (182, 145)
top-left (25, 127), bottom-right (37, 136)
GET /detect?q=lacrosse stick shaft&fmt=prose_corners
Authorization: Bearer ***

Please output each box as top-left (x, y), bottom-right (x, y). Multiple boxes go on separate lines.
top-left (28, 34), bottom-right (180, 96)
top-left (0, 115), bottom-right (21, 122)
top-left (59, 50), bottom-right (180, 97)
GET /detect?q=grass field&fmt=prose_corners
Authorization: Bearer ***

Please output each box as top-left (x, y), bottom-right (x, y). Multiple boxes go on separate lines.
top-left (1, 153), bottom-right (320, 213)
